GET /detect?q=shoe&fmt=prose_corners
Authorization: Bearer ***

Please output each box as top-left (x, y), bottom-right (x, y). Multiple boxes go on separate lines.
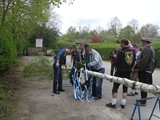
top-left (139, 103), bottom-right (146, 106)
top-left (58, 89), bottom-right (65, 92)
top-left (127, 92), bottom-right (135, 96)
top-left (134, 102), bottom-right (146, 106)
top-left (106, 103), bottom-right (116, 109)
top-left (121, 104), bottom-right (125, 109)
top-left (53, 91), bottom-right (60, 94)
top-left (135, 92), bottom-right (138, 95)
top-left (96, 96), bottom-right (102, 100)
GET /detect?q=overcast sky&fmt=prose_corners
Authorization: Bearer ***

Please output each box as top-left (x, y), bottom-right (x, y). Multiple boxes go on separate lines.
top-left (55, 0), bottom-right (160, 34)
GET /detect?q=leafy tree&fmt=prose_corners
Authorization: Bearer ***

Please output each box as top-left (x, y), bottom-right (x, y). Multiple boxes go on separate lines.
top-left (140, 24), bottom-right (159, 38)
top-left (28, 23), bottom-right (59, 48)
top-left (118, 25), bottom-right (135, 42)
top-left (128, 19), bottom-right (139, 34)
top-left (99, 30), bottom-right (118, 43)
top-left (0, 0), bottom-right (73, 71)
top-left (107, 17), bottom-right (122, 36)
top-left (90, 35), bottom-right (102, 43)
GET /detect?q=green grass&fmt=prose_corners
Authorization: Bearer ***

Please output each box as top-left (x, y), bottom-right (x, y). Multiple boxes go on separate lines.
top-left (23, 56), bottom-right (54, 80)
top-left (0, 84), bottom-right (9, 119)
top-left (0, 78), bottom-right (20, 120)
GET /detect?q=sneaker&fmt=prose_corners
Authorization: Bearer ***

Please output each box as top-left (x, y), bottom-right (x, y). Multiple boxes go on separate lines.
top-left (121, 104), bottom-right (125, 109)
top-left (106, 103), bottom-right (116, 109)
top-left (58, 89), bottom-right (65, 92)
top-left (127, 92), bottom-right (135, 96)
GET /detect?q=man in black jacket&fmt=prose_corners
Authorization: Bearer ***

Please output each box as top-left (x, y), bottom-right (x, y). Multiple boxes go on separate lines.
top-left (106, 39), bottom-right (136, 109)
top-left (109, 46), bottom-right (119, 75)
top-left (137, 37), bottom-right (156, 106)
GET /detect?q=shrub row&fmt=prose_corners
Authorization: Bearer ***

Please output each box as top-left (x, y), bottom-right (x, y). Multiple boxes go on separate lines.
top-left (55, 41), bottom-right (160, 68)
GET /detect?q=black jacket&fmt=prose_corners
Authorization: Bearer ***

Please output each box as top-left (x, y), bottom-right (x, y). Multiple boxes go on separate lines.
top-left (137, 45), bottom-right (155, 73)
top-left (115, 47), bottom-right (136, 71)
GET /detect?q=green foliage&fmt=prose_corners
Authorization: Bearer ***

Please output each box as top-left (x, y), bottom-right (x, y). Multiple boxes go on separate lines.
top-left (57, 40), bottom-right (73, 48)
top-left (28, 23), bottom-right (59, 49)
top-left (0, 84), bottom-right (10, 119)
top-left (118, 25), bottom-right (135, 42)
top-left (0, 28), bottom-right (17, 71)
top-left (90, 43), bottom-right (118, 61)
top-left (100, 33), bottom-right (118, 43)
top-left (23, 56), bottom-right (53, 79)
top-left (0, 0), bottom-right (65, 62)
top-left (153, 43), bottom-right (160, 68)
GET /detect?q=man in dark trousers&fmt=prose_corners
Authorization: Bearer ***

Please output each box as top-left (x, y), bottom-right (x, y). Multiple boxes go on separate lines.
top-left (106, 39), bottom-right (136, 109)
top-left (137, 37), bottom-right (156, 106)
top-left (53, 47), bottom-right (72, 94)
top-left (109, 46), bottom-right (119, 75)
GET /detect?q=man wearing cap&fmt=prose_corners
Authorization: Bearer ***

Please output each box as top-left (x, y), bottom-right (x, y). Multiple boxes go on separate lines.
top-left (137, 37), bottom-right (156, 106)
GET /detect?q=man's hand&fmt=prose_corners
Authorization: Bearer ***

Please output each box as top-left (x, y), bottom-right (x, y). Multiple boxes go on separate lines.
top-left (87, 63), bottom-right (91, 68)
top-left (56, 62), bottom-right (59, 67)
top-left (64, 64), bottom-right (69, 73)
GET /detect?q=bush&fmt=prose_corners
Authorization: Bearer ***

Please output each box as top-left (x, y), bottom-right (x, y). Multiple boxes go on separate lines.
top-left (23, 56), bottom-right (53, 79)
top-left (57, 40), bottom-right (73, 48)
top-left (0, 28), bottom-right (17, 72)
top-left (153, 43), bottom-right (160, 68)
top-left (90, 43), bottom-right (118, 61)
top-left (53, 40), bottom-right (73, 54)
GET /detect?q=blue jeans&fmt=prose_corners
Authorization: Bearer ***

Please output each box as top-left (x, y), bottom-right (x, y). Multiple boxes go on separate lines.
top-left (53, 64), bottom-right (62, 92)
top-left (96, 67), bottom-right (105, 97)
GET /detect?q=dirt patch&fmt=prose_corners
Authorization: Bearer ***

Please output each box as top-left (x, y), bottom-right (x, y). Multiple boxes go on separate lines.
top-left (14, 78), bottom-right (127, 120)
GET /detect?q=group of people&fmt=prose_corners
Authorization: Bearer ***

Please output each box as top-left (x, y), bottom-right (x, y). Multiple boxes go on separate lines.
top-left (52, 37), bottom-right (156, 109)
top-left (107, 37), bottom-right (156, 109)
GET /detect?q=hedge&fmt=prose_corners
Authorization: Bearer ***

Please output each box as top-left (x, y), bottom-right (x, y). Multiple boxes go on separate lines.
top-left (90, 43), bottom-right (118, 61)
top-left (55, 41), bottom-right (160, 68)
top-left (0, 28), bottom-right (17, 72)
top-left (153, 43), bottom-right (160, 68)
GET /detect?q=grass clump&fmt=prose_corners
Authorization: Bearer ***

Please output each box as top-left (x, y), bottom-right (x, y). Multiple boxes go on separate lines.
top-left (23, 56), bottom-right (53, 80)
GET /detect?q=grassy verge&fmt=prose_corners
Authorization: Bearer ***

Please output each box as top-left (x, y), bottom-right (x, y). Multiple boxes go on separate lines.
top-left (0, 58), bottom-right (23, 120)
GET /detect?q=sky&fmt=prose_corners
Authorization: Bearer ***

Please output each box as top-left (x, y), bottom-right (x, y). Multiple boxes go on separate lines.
top-left (55, 0), bottom-right (160, 34)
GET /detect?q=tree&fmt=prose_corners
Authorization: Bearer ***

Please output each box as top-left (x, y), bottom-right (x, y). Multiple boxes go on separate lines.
top-left (0, 0), bottom-right (73, 71)
top-left (118, 25), bottom-right (135, 42)
top-left (139, 24), bottom-right (159, 38)
top-left (128, 19), bottom-right (139, 34)
top-left (107, 17), bottom-right (122, 36)
top-left (90, 35), bottom-right (102, 43)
